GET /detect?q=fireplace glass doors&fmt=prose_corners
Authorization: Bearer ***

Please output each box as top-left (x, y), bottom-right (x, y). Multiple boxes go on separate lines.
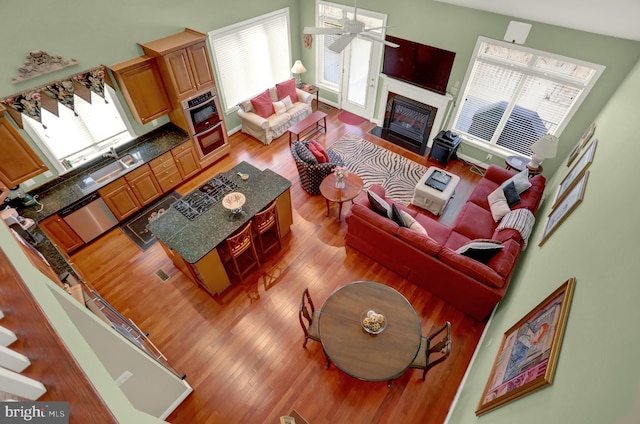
top-left (381, 94), bottom-right (437, 155)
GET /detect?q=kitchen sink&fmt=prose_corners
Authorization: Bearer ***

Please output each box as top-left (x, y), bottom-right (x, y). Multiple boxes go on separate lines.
top-left (77, 152), bottom-right (143, 193)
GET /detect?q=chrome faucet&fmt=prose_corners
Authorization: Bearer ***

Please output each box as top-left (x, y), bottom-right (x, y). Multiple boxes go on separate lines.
top-left (103, 146), bottom-right (119, 159)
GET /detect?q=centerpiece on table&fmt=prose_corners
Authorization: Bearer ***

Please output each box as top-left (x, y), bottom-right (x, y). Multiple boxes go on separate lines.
top-left (334, 166), bottom-right (349, 189)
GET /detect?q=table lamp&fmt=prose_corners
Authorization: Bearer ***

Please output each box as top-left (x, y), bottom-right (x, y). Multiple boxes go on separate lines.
top-left (527, 134), bottom-right (558, 171)
top-left (291, 60), bottom-right (307, 88)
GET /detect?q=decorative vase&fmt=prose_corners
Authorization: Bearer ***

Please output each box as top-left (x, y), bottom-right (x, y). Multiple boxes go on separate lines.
top-left (335, 177), bottom-right (345, 189)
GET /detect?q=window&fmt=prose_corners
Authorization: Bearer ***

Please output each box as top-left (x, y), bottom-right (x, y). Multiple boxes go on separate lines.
top-left (451, 37), bottom-right (604, 157)
top-left (23, 85), bottom-right (134, 174)
top-left (209, 8), bottom-right (291, 113)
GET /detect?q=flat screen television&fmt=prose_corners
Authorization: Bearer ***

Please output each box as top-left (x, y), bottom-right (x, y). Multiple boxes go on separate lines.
top-left (382, 35), bottom-right (455, 95)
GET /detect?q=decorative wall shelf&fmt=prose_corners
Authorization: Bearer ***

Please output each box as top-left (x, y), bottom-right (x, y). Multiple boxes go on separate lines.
top-left (12, 50), bottom-right (79, 84)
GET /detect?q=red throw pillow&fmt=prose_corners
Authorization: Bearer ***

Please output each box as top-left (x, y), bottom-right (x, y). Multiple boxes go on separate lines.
top-left (307, 142), bottom-right (327, 163)
top-left (309, 140), bottom-right (330, 163)
top-left (250, 89), bottom-right (275, 118)
top-left (275, 78), bottom-right (299, 103)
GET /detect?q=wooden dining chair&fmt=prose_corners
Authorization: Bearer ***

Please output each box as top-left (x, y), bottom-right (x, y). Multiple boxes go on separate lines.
top-left (223, 221), bottom-right (260, 283)
top-left (409, 321), bottom-right (451, 380)
top-left (252, 200), bottom-right (281, 257)
top-left (299, 287), bottom-right (321, 348)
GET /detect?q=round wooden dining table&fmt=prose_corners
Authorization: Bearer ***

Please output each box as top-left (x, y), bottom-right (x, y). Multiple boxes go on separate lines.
top-left (319, 281), bottom-right (422, 383)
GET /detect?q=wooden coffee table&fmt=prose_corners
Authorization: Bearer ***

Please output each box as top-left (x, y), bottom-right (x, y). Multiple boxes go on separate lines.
top-left (319, 172), bottom-right (363, 222)
top-left (287, 111), bottom-right (327, 146)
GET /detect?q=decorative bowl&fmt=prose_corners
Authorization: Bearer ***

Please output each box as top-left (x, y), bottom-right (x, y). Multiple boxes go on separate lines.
top-left (222, 192), bottom-right (246, 211)
top-left (361, 309), bottom-right (386, 334)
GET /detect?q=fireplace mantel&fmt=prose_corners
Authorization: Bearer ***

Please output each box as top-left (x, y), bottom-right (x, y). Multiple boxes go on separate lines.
top-left (377, 75), bottom-right (453, 148)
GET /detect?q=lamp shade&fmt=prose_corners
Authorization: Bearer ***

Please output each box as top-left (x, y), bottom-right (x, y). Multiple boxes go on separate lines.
top-left (531, 134), bottom-right (558, 159)
top-left (528, 134), bottom-right (558, 170)
top-left (291, 60), bottom-right (306, 74)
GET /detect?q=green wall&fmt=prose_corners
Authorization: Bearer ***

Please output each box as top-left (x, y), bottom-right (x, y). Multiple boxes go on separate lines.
top-left (449, 57), bottom-right (640, 423)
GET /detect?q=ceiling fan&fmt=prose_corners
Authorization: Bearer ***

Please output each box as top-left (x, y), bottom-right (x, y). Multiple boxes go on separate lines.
top-left (304, 0), bottom-right (399, 53)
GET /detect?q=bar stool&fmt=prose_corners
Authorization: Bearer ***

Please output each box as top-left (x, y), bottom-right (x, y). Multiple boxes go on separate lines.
top-left (224, 221), bottom-right (260, 283)
top-left (252, 200), bottom-right (282, 257)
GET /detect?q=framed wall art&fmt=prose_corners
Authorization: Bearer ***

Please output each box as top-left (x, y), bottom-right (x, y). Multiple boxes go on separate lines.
top-left (552, 139), bottom-right (597, 209)
top-left (476, 278), bottom-right (576, 416)
top-left (566, 122), bottom-right (595, 167)
top-left (540, 171), bottom-right (589, 246)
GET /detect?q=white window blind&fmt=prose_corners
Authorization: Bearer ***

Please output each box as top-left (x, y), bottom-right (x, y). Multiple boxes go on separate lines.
top-left (23, 85), bottom-right (132, 173)
top-left (209, 9), bottom-right (291, 112)
top-left (452, 38), bottom-right (604, 157)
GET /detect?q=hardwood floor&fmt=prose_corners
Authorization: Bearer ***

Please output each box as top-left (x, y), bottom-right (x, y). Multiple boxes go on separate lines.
top-left (70, 105), bottom-right (486, 424)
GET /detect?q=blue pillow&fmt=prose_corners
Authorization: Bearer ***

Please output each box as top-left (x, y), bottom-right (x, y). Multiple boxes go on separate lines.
top-left (502, 181), bottom-right (521, 208)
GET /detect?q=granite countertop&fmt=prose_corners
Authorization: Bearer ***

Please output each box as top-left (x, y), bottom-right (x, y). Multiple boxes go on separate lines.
top-left (20, 123), bottom-right (190, 222)
top-left (147, 161), bottom-right (291, 264)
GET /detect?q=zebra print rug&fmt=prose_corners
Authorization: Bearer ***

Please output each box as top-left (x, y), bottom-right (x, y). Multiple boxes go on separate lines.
top-left (329, 135), bottom-right (428, 205)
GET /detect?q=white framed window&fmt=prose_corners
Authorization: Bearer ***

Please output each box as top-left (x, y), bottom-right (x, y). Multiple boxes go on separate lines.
top-left (451, 37), bottom-right (604, 157)
top-left (209, 8), bottom-right (292, 113)
top-left (314, 1), bottom-right (385, 93)
top-left (23, 85), bottom-right (134, 174)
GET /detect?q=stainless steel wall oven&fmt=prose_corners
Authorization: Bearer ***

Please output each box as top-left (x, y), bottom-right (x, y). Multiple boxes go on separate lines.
top-left (181, 88), bottom-right (225, 158)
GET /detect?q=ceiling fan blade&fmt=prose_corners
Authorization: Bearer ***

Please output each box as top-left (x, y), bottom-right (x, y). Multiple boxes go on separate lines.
top-left (329, 33), bottom-right (357, 53)
top-left (303, 26), bottom-right (344, 35)
top-left (358, 32), bottom-right (400, 48)
top-left (362, 26), bottom-right (393, 33)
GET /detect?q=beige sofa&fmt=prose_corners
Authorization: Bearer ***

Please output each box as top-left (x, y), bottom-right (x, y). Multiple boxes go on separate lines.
top-left (237, 87), bottom-right (313, 145)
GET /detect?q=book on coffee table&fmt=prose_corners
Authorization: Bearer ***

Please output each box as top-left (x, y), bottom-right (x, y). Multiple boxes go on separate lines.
top-left (425, 170), bottom-right (452, 192)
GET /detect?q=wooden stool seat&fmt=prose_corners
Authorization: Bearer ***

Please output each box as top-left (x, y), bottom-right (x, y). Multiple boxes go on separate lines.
top-left (224, 221), bottom-right (260, 283)
top-left (252, 201), bottom-right (282, 257)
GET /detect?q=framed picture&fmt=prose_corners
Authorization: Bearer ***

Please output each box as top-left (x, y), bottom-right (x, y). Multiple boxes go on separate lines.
top-left (567, 122), bottom-right (595, 167)
top-left (552, 139), bottom-right (597, 209)
top-left (540, 171), bottom-right (589, 246)
top-left (476, 278), bottom-right (576, 416)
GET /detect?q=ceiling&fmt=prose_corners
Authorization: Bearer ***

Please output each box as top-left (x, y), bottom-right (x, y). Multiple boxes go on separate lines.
top-left (435, 0), bottom-right (640, 42)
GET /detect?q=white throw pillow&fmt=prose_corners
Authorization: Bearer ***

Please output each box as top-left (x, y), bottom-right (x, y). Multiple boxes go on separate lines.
top-left (272, 100), bottom-right (287, 115)
top-left (399, 210), bottom-right (428, 236)
top-left (501, 168), bottom-right (531, 194)
top-left (281, 95), bottom-right (295, 110)
top-left (488, 186), bottom-right (511, 222)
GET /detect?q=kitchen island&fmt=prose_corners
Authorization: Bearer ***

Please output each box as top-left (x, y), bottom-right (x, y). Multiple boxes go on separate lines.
top-left (147, 161), bottom-right (292, 295)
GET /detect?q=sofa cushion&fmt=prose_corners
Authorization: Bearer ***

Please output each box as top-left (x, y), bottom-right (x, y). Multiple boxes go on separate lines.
top-left (488, 185), bottom-right (511, 222)
top-left (309, 140), bottom-right (329, 162)
top-left (456, 239), bottom-right (504, 263)
top-left (251, 89), bottom-right (275, 118)
top-left (308, 141), bottom-right (328, 163)
top-left (276, 78), bottom-right (299, 103)
top-left (503, 181), bottom-right (521, 207)
top-left (391, 204), bottom-right (406, 227)
top-left (451, 202), bottom-right (496, 240)
top-left (294, 142), bottom-right (318, 165)
top-left (501, 167), bottom-right (531, 194)
top-left (281, 95), bottom-right (294, 110)
top-left (368, 191), bottom-right (392, 218)
top-left (400, 210), bottom-right (427, 236)
top-left (272, 100), bottom-right (287, 115)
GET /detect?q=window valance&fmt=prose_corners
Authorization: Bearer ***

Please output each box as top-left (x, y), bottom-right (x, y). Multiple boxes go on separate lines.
top-left (0, 65), bottom-right (114, 128)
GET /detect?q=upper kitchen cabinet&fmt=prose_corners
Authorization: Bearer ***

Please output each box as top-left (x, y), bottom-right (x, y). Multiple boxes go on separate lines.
top-left (0, 105), bottom-right (48, 186)
top-left (109, 56), bottom-right (171, 125)
top-left (139, 29), bottom-right (215, 101)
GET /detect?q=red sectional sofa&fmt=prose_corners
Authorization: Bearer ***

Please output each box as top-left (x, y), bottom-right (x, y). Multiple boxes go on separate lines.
top-left (344, 165), bottom-right (546, 321)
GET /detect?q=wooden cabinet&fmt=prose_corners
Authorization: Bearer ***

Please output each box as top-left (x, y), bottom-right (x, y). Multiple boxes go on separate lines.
top-left (99, 178), bottom-right (140, 221)
top-left (124, 164), bottom-right (162, 206)
top-left (172, 141), bottom-right (200, 180)
top-left (109, 56), bottom-right (171, 125)
top-left (150, 152), bottom-right (181, 192)
top-left (0, 106), bottom-right (48, 186)
top-left (39, 214), bottom-right (84, 254)
top-left (139, 29), bottom-right (214, 101)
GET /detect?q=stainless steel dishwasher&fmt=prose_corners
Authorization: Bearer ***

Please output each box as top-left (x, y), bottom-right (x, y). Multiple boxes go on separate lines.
top-left (59, 192), bottom-right (118, 243)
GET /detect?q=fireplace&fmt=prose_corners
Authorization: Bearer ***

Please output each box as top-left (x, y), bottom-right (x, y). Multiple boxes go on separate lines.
top-left (374, 75), bottom-right (453, 156)
top-left (381, 94), bottom-right (437, 155)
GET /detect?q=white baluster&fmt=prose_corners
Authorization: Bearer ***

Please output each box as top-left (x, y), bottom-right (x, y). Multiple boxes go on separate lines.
top-left (0, 325), bottom-right (17, 347)
top-left (0, 345), bottom-right (31, 373)
top-left (0, 367), bottom-right (46, 400)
